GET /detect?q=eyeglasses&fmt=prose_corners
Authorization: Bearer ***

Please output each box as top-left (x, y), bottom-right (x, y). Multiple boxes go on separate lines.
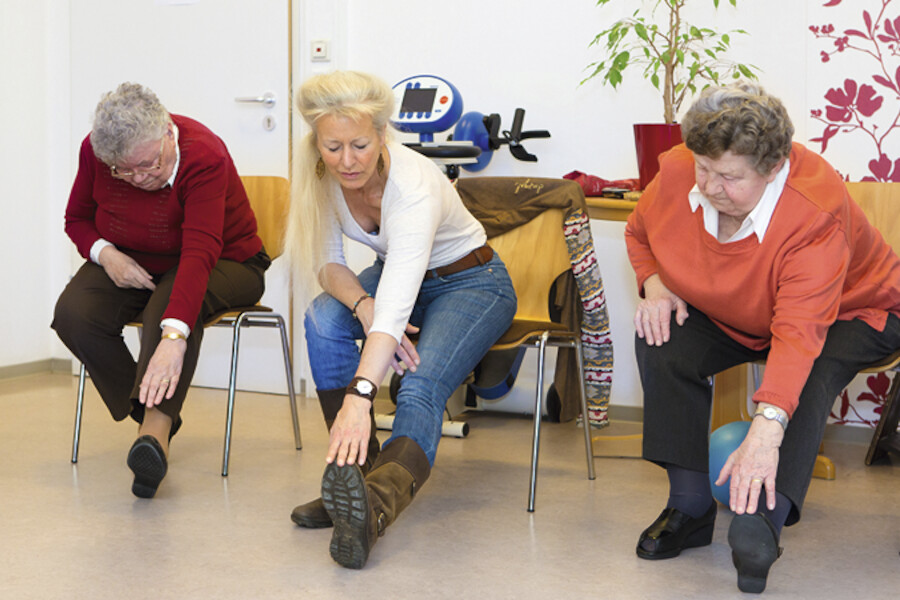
top-left (110, 137), bottom-right (165, 179)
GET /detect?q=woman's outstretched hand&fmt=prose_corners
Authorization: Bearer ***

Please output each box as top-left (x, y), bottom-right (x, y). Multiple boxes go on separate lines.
top-left (326, 394), bottom-right (374, 467)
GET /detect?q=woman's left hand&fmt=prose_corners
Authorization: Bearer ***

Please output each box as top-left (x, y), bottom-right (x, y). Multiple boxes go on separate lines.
top-left (715, 416), bottom-right (784, 514)
top-left (139, 329), bottom-right (187, 407)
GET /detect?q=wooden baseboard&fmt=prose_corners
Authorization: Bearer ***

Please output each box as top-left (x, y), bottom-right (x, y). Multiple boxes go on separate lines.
top-left (0, 359), bottom-right (71, 380)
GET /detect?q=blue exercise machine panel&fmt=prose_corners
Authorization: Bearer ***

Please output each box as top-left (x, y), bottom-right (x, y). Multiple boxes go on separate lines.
top-left (391, 75), bottom-right (463, 141)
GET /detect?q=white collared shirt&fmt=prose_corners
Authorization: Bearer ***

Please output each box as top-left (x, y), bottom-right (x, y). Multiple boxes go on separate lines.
top-left (688, 158), bottom-right (790, 243)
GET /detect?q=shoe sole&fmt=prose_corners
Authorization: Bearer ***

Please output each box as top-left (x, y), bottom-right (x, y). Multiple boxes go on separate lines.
top-left (636, 522), bottom-right (715, 560)
top-left (728, 514), bottom-right (780, 593)
top-left (127, 441), bottom-right (166, 499)
top-left (321, 463), bottom-right (370, 569)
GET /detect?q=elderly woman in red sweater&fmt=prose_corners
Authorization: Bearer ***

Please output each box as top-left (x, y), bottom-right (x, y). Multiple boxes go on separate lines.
top-left (52, 82), bottom-right (270, 499)
top-left (625, 81), bottom-right (900, 594)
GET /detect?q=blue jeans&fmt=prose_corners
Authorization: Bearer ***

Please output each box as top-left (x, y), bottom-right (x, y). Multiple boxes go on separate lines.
top-left (305, 254), bottom-right (517, 465)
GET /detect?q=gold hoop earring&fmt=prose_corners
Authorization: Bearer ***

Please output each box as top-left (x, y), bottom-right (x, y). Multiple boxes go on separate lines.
top-left (315, 158), bottom-right (326, 179)
top-left (376, 153), bottom-right (385, 176)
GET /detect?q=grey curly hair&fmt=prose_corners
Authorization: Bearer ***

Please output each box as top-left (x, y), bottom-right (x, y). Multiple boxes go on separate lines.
top-left (681, 81), bottom-right (794, 175)
top-left (90, 82), bottom-right (171, 165)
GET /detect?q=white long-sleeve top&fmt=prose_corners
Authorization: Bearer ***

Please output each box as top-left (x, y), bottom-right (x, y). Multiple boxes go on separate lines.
top-left (323, 141), bottom-right (487, 343)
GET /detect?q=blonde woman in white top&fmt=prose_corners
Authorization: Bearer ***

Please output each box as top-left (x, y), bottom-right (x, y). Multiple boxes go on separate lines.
top-left (287, 70), bottom-right (517, 569)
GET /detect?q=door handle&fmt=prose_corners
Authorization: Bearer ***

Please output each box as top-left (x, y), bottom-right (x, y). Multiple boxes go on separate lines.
top-left (235, 91), bottom-right (276, 108)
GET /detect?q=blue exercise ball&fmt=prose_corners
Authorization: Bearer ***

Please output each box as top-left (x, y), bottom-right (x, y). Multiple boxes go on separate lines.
top-left (708, 420), bottom-right (752, 505)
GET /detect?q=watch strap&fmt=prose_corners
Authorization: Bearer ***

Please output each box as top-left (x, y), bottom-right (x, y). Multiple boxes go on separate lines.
top-left (753, 405), bottom-right (788, 431)
top-left (346, 376), bottom-right (378, 401)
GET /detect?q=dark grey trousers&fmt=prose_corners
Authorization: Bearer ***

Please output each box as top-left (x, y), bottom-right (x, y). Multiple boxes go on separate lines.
top-left (52, 252), bottom-right (268, 424)
top-left (637, 306), bottom-right (900, 525)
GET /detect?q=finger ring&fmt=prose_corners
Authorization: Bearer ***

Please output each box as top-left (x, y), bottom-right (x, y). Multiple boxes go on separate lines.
top-left (751, 477), bottom-right (763, 484)
top-left (161, 379), bottom-right (170, 384)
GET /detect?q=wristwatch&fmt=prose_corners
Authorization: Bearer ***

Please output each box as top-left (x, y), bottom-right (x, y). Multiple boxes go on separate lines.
top-left (753, 405), bottom-right (789, 431)
top-left (346, 376), bottom-right (378, 401)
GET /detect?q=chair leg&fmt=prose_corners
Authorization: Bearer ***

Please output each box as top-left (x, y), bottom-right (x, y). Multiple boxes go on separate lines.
top-left (221, 314), bottom-right (246, 477)
top-left (573, 337), bottom-right (596, 482)
top-left (865, 371), bottom-right (900, 465)
top-left (72, 363), bottom-right (86, 463)
top-left (528, 332), bottom-right (550, 512)
top-left (275, 314), bottom-right (302, 450)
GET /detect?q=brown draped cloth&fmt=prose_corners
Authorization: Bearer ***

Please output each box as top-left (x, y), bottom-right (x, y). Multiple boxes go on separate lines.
top-left (457, 176), bottom-right (613, 427)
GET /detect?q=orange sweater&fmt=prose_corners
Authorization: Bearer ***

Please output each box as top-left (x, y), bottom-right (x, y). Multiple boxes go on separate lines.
top-left (625, 143), bottom-right (900, 416)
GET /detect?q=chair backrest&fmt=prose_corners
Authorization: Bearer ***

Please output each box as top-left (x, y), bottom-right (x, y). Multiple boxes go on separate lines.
top-left (845, 182), bottom-right (900, 254)
top-left (486, 208), bottom-right (571, 323)
top-left (240, 175), bottom-right (290, 260)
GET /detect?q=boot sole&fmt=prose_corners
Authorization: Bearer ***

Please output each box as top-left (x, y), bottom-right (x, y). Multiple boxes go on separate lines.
top-left (728, 514), bottom-right (781, 594)
top-left (321, 463), bottom-right (370, 569)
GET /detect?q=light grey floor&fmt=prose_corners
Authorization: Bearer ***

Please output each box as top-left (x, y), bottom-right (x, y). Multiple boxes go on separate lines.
top-left (1, 372), bottom-right (898, 599)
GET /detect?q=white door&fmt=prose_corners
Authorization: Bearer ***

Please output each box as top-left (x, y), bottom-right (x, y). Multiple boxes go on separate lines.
top-left (69, 0), bottom-right (298, 393)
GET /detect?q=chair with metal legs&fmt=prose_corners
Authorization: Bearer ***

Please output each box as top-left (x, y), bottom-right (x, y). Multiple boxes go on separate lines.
top-left (71, 175), bottom-right (302, 475)
top-left (485, 207), bottom-right (596, 511)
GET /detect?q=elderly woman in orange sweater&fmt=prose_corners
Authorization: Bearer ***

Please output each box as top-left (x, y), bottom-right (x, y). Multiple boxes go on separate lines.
top-left (625, 81), bottom-right (900, 594)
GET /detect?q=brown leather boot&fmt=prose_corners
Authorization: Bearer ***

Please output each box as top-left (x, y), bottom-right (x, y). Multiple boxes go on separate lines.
top-left (290, 388), bottom-right (381, 528)
top-left (321, 436), bottom-right (431, 569)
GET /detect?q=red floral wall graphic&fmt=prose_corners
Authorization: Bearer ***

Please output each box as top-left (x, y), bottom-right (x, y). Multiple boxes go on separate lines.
top-left (809, 0), bottom-right (899, 427)
top-left (810, 0), bottom-right (900, 182)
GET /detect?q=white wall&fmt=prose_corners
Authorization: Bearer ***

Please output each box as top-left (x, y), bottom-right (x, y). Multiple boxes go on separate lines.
top-left (0, 0), bottom-right (72, 367)
top-left (8, 0), bottom-right (813, 411)
top-left (330, 0), bottom-right (810, 408)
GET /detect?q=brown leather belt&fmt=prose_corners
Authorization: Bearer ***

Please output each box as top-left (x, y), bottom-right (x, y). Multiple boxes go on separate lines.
top-left (424, 245), bottom-right (493, 279)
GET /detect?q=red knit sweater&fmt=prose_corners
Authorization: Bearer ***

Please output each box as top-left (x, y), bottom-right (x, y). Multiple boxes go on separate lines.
top-left (64, 115), bottom-right (262, 327)
top-left (626, 143), bottom-right (900, 416)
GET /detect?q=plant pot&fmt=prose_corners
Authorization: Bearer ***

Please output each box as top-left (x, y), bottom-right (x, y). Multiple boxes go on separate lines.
top-left (633, 123), bottom-right (683, 190)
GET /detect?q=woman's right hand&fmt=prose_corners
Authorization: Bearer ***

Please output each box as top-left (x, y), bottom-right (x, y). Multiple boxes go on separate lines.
top-left (98, 246), bottom-right (156, 290)
top-left (354, 296), bottom-right (420, 375)
top-left (326, 394), bottom-right (374, 467)
top-left (634, 274), bottom-right (689, 346)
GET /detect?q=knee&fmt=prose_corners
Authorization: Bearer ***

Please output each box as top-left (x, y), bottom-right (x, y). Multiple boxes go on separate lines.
top-left (52, 291), bottom-right (92, 341)
top-left (304, 293), bottom-right (350, 342)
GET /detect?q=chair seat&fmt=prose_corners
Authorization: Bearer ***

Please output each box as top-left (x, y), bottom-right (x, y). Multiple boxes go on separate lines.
top-left (861, 349), bottom-right (900, 373)
top-left (125, 304), bottom-right (274, 329)
top-left (492, 319), bottom-right (571, 350)
top-left (205, 304), bottom-right (274, 327)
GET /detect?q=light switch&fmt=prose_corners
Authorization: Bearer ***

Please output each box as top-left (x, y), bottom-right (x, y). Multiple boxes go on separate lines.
top-left (311, 40), bottom-right (329, 62)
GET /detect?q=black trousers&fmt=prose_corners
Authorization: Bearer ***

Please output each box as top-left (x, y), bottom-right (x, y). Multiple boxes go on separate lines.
top-left (636, 306), bottom-right (900, 525)
top-left (52, 251), bottom-right (269, 424)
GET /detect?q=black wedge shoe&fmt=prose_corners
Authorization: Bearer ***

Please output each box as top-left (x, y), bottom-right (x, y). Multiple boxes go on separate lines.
top-left (728, 512), bottom-right (783, 594)
top-left (636, 502), bottom-right (717, 560)
top-left (127, 435), bottom-right (168, 499)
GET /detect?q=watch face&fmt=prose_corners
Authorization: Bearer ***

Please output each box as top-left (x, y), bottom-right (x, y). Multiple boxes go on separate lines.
top-left (356, 380), bottom-right (374, 394)
top-left (763, 407), bottom-right (777, 419)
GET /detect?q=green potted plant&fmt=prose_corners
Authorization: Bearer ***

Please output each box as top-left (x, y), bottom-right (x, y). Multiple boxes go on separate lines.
top-left (583, 0), bottom-right (759, 188)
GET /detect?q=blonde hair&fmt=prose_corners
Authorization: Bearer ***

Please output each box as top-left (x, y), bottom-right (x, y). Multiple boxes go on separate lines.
top-left (286, 71), bottom-right (395, 295)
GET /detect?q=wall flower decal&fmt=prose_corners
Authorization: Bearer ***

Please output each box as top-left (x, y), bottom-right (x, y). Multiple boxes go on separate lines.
top-left (810, 0), bottom-right (900, 182)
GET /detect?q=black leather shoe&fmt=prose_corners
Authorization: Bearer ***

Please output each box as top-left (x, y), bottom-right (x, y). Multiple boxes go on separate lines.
top-left (728, 512), bottom-right (783, 594)
top-left (127, 435), bottom-right (167, 499)
top-left (636, 503), bottom-right (717, 560)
